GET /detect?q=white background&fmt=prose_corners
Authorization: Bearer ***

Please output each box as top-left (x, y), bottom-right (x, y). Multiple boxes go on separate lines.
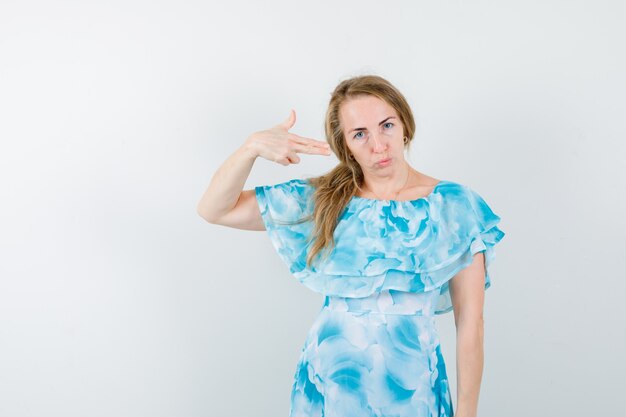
top-left (1, 1), bottom-right (625, 416)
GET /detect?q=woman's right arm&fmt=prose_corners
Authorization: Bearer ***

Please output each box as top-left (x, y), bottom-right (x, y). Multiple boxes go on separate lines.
top-left (196, 109), bottom-right (331, 231)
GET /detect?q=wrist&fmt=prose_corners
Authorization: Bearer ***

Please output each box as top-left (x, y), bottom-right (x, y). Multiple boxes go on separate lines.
top-left (454, 405), bottom-right (477, 417)
top-left (240, 138), bottom-right (259, 160)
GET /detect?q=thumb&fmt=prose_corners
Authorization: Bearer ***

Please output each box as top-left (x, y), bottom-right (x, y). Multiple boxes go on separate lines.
top-left (278, 109), bottom-right (296, 130)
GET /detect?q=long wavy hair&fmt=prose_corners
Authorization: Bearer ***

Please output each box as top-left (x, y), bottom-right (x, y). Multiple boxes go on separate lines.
top-left (290, 75), bottom-right (416, 268)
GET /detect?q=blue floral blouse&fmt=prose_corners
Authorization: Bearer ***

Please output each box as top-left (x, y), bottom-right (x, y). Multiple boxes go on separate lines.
top-left (255, 178), bottom-right (505, 315)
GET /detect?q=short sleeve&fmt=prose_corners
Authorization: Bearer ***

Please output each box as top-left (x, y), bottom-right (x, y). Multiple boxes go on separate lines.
top-left (255, 178), bottom-right (315, 274)
top-left (434, 185), bottom-right (506, 314)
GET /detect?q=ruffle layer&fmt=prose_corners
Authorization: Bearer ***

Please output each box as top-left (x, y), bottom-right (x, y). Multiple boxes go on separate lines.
top-left (255, 179), bottom-right (505, 315)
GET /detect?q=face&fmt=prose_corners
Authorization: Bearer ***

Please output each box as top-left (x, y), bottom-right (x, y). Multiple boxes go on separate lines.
top-left (339, 95), bottom-right (406, 176)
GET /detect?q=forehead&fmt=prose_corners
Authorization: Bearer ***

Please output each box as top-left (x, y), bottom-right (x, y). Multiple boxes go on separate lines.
top-left (339, 95), bottom-right (398, 129)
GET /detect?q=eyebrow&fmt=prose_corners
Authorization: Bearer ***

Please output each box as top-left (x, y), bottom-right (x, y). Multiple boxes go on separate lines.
top-left (348, 116), bottom-right (396, 134)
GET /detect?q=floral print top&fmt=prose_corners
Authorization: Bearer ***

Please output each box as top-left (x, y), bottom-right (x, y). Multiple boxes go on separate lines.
top-left (255, 178), bottom-right (505, 315)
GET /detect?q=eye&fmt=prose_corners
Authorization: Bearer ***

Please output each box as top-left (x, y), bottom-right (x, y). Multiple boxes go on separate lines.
top-left (353, 131), bottom-right (365, 140)
top-left (383, 122), bottom-right (394, 129)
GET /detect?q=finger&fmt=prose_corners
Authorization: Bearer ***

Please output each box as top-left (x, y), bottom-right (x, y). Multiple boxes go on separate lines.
top-left (290, 139), bottom-right (332, 155)
top-left (277, 109), bottom-right (296, 131)
top-left (291, 142), bottom-right (333, 155)
top-left (286, 152), bottom-right (301, 164)
top-left (290, 134), bottom-right (331, 149)
top-left (274, 155), bottom-right (290, 166)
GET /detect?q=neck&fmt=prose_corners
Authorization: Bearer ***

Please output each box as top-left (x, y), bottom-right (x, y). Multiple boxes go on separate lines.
top-left (364, 164), bottom-right (412, 199)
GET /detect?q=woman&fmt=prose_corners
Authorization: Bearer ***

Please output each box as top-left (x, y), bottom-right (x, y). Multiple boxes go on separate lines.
top-left (197, 75), bottom-right (505, 417)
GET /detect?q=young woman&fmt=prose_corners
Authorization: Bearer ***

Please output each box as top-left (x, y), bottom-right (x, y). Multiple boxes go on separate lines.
top-left (197, 75), bottom-right (505, 417)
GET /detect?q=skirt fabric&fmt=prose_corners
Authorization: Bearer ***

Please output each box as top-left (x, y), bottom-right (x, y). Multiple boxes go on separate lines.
top-left (289, 290), bottom-right (454, 417)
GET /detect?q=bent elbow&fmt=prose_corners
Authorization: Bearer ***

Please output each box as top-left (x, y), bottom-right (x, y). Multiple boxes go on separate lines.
top-left (197, 205), bottom-right (218, 224)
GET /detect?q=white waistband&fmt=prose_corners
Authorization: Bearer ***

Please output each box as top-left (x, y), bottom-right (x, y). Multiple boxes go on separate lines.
top-left (323, 290), bottom-right (437, 316)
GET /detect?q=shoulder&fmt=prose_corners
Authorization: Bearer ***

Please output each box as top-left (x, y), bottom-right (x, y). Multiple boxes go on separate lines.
top-left (435, 180), bottom-right (495, 217)
top-left (254, 178), bottom-right (315, 218)
top-left (437, 180), bottom-right (501, 229)
top-left (435, 179), bottom-right (474, 202)
top-left (437, 179), bottom-right (486, 200)
top-left (255, 178), bottom-right (314, 200)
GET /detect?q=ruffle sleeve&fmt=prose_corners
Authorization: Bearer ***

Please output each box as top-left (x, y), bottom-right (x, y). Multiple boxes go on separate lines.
top-left (429, 185), bottom-right (506, 314)
top-left (255, 179), bottom-right (316, 275)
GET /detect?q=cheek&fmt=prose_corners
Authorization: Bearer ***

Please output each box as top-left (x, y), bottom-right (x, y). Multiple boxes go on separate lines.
top-left (346, 139), bottom-right (364, 152)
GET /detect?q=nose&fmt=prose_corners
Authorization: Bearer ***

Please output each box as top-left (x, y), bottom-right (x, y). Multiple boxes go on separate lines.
top-left (371, 132), bottom-right (387, 153)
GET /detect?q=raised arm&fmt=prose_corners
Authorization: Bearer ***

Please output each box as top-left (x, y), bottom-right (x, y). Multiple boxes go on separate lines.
top-left (196, 109), bottom-right (331, 231)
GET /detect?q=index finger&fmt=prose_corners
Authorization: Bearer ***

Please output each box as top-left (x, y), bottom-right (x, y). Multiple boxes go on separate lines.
top-left (291, 134), bottom-right (330, 148)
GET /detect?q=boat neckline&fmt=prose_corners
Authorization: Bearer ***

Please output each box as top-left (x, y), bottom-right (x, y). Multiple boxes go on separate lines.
top-left (349, 180), bottom-right (448, 204)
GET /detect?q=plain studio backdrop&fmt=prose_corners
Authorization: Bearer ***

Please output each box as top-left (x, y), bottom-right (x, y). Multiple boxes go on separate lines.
top-left (1, 1), bottom-right (624, 416)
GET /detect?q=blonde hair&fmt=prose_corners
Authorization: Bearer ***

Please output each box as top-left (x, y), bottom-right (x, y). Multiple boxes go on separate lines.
top-left (291, 75), bottom-right (416, 268)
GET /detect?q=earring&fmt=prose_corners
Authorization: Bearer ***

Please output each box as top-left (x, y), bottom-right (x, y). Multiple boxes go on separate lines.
top-left (403, 136), bottom-right (409, 144)
top-left (349, 153), bottom-right (355, 160)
